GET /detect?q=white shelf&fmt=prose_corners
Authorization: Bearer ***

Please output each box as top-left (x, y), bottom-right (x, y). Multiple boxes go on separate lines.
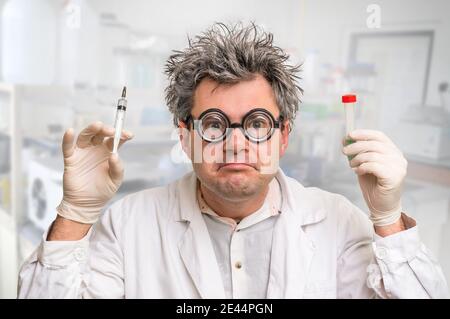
top-left (0, 206), bottom-right (18, 298)
top-left (0, 83), bottom-right (20, 299)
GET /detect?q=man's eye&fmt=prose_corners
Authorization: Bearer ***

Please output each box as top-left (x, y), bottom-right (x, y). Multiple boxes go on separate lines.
top-left (251, 120), bottom-right (265, 128)
top-left (208, 121), bottom-right (223, 129)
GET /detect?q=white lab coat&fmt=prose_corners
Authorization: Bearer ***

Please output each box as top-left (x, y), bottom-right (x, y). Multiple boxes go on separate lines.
top-left (18, 169), bottom-right (448, 298)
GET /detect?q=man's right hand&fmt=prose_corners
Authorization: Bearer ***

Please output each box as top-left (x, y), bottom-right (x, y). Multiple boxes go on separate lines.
top-left (47, 121), bottom-right (133, 241)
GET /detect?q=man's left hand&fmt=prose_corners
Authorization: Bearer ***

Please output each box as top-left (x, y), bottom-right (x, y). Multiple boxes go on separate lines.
top-left (342, 129), bottom-right (408, 229)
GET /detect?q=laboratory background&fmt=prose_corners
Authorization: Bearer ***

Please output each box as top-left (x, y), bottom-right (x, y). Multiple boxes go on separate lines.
top-left (0, 0), bottom-right (449, 298)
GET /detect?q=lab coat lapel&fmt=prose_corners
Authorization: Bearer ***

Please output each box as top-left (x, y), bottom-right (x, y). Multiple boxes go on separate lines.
top-left (267, 212), bottom-right (316, 298)
top-left (266, 170), bottom-right (325, 298)
top-left (177, 173), bottom-right (226, 299)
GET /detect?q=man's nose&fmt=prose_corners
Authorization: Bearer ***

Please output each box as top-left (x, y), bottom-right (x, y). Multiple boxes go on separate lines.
top-left (224, 127), bottom-right (247, 153)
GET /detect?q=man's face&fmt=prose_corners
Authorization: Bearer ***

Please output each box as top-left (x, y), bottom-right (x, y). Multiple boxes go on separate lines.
top-left (180, 74), bottom-right (289, 202)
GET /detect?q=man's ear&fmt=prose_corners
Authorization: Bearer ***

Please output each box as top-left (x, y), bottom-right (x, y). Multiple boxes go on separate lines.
top-left (279, 119), bottom-right (290, 157)
top-left (178, 120), bottom-right (191, 159)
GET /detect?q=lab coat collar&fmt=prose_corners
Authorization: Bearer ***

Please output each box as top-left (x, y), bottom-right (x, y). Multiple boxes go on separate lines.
top-left (176, 168), bottom-right (327, 299)
top-left (176, 168), bottom-right (327, 226)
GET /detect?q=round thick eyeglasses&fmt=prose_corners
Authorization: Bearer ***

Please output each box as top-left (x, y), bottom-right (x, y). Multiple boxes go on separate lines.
top-left (183, 108), bottom-right (283, 143)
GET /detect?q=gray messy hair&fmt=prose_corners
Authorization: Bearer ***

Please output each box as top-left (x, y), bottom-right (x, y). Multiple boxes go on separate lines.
top-left (164, 22), bottom-right (303, 129)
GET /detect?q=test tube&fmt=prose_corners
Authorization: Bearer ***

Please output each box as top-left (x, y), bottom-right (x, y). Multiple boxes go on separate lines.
top-left (342, 94), bottom-right (357, 159)
top-left (342, 94), bottom-right (357, 141)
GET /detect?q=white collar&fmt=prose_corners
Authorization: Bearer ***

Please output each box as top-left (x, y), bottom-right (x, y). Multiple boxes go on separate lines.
top-left (176, 168), bottom-right (327, 227)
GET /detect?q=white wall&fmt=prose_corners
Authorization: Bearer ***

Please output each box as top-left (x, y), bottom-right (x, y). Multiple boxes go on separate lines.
top-left (90, 0), bottom-right (305, 54)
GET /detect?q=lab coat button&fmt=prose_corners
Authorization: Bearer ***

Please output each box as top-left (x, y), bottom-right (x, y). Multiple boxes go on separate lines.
top-left (74, 248), bottom-right (86, 262)
top-left (376, 247), bottom-right (388, 259)
top-left (235, 261), bottom-right (242, 269)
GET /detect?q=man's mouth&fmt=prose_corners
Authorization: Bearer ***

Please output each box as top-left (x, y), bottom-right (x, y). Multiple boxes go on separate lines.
top-left (218, 162), bottom-right (256, 170)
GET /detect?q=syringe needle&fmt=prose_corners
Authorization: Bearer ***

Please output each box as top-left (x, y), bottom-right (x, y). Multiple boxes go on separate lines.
top-left (113, 86), bottom-right (128, 154)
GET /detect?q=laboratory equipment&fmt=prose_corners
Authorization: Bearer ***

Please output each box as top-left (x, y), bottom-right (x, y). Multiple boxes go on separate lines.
top-left (27, 158), bottom-right (63, 231)
top-left (113, 86), bottom-right (127, 154)
top-left (394, 116), bottom-right (450, 160)
top-left (394, 82), bottom-right (450, 160)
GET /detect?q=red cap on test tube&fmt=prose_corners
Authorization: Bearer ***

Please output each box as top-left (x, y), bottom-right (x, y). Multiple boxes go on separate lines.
top-left (342, 94), bottom-right (357, 103)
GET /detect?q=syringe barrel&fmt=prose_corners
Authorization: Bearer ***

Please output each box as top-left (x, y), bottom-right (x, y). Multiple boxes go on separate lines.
top-left (112, 108), bottom-right (126, 154)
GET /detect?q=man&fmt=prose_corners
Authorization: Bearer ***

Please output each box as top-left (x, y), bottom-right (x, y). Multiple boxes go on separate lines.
top-left (18, 23), bottom-right (448, 298)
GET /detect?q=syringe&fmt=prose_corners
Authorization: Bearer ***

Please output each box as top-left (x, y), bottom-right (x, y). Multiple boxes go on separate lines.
top-left (112, 86), bottom-right (127, 154)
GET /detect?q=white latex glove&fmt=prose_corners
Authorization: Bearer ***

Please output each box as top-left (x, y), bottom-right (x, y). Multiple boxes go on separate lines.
top-left (342, 129), bottom-right (408, 227)
top-left (56, 121), bottom-right (134, 224)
